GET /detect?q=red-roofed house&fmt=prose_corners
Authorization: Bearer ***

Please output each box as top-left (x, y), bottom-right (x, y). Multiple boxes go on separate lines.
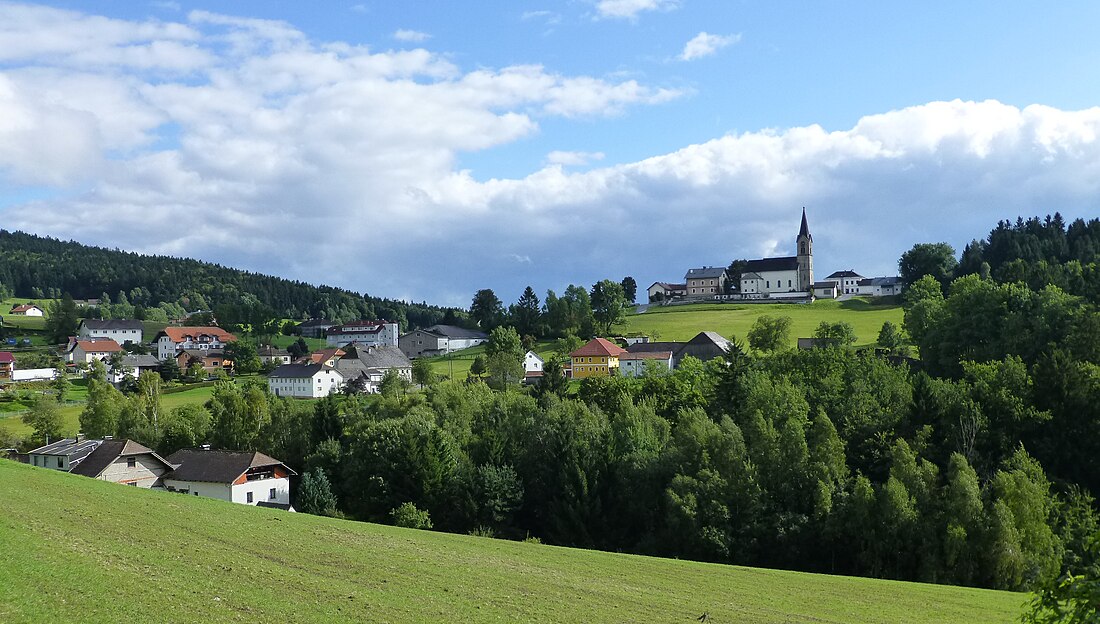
top-left (0, 351), bottom-right (13, 379)
top-left (66, 338), bottom-right (123, 364)
top-left (569, 338), bottom-right (627, 379)
top-left (155, 326), bottom-right (237, 360)
top-left (9, 303), bottom-right (44, 316)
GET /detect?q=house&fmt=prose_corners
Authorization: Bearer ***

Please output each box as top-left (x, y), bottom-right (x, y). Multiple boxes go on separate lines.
top-left (618, 351), bottom-right (674, 377)
top-left (737, 209), bottom-right (815, 296)
top-left (0, 351), bottom-right (13, 379)
top-left (624, 331), bottom-right (732, 368)
top-left (569, 338), bottom-right (627, 378)
top-left (164, 448), bottom-right (296, 509)
top-left (325, 320), bottom-right (400, 347)
top-left (9, 303), bottom-right (44, 316)
top-left (297, 318), bottom-right (337, 339)
top-left (267, 363), bottom-right (344, 398)
top-left (647, 282), bottom-right (686, 303)
top-left (108, 354), bottom-right (162, 384)
top-left (77, 319), bottom-right (143, 344)
top-left (302, 348), bottom-right (345, 367)
top-left (823, 270), bottom-right (865, 295)
top-left (176, 349), bottom-right (232, 375)
top-left (865, 276), bottom-right (903, 297)
top-left (797, 338), bottom-right (821, 350)
top-left (813, 281), bottom-right (839, 299)
top-left (523, 350), bottom-right (544, 383)
top-left (334, 344), bottom-right (413, 393)
top-left (69, 439), bottom-right (175, 488)
top-left (27, 437), bottom-right (104, 471)
top-left (66, 338), bottom-right (123, 364)
top-left (398, 324), bottom-right (488, 359)
top-left (684, 267), bottom-right (727, 299)
top-left (155, 326), bottom-right (236, 360)
top-left (257, 346), bottom-right (292, 366)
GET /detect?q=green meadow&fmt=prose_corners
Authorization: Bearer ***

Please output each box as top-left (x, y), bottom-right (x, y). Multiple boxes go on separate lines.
top-left (0, 459), bottom-right (1025, 624)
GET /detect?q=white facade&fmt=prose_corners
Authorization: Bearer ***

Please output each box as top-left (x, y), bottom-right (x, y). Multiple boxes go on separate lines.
top-left (94, 455), bottom-right (170, 488)
top-left (78, 323), bottom-right (143, 344)
top-left (326, 321), bottom-right (400, 347)
top-left (268, 367), bottom-right (344, 398)
top-left (10, 305), bottom-right (44, 316)
top-left (11, 368), bottom-right (58, 381)
top-left (164, 476), bottom-right (292, 507)
top-left (618, 354), bottom-right (673, 378)
top-left (156, 329), bottom-right (235, 360)
top-left (524, 351), bottom-right (544, 375)
top-left (67, 339), bottom-right (122, 364)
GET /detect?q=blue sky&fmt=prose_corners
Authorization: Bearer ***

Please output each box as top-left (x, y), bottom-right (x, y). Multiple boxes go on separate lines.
top-left (3, 1), bottom-right (1100, 307)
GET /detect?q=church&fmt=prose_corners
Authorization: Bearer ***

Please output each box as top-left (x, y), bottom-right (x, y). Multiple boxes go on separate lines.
top-left (738, 209), bottom-right (814, 296)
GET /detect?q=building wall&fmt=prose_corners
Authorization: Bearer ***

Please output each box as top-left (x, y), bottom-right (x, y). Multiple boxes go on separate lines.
top-left (399, 330), bottom-right (447, 358)
top-left (268, 370), bottom-right (343, 398)
top-left (97, 455), bottom-right (169, 488)
top-left (618, 358), bottom-right (671, 378)
top-left (158, 335), bottom-right (231, 360)
top-left (164, 479), bottom-right (234, 502)
top-left (524, 352), bottom-right (543, 374)
top-left (29, 453), bottom-right (69, 470)
top-left (570, 355), bottom-right (618, 378)
top-left (686, 275), bottom-right (725, 298)
top-left (326, 323), bottom-right (400, 347)
top-left (756, 269), bottom-right (801, 293)
top-left (79, 327), bottom-right (143, 344)
top-left (231, 477), bottom-right (291, 506)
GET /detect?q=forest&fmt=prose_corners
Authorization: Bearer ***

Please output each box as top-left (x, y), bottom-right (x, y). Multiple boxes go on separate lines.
top-left (0, 229), bottom-right (458, 329)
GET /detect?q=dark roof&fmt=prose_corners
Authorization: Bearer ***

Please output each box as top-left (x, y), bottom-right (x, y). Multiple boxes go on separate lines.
top-left (28, 438), bottom-right (103, 466)
top-left (870, 276), bottom-right (902, 286)
top-left (298, 319), bottom-right (336, 328)
top-left (684, 267), bottom-right (727, 280)
top-left (744, 257), bottom-right (799, 273)
top-left (825, 270), bottom-right (864, 279)
top-left (677, 332), bottom-right (732, 361)
top-left (857, 278), bottom-right (873, 286)
top-left (166, 449), bottom-right (295, 484)
top-left (627, 341), bottom-right (686, 354)
top-left (119, 355), bottom-right (161, 368)
top-left (257, 346), bottom-right (291, 357)
top-left (269, 363), bottom-right (341, 379)
top-left (648, 282), bottom-right (686, 291)
top-left (423, 324), bottom-right (487, 339)
top-left (80, 319), bottom-right (143, 331)
top-left (70, 439), bottom-right (173, 478)
top-left (335, 344), bottom-right (411, 376)
top-left (329, 320), bottom-right (395, 334)
top-left (798, 207), bottom-right (812, 241)
top-left (256, 501), bottom-right (294, 511)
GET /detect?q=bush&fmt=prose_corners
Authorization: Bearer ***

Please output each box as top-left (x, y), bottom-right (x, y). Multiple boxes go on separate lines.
top-left (390, 502), bottom-right (432, 530)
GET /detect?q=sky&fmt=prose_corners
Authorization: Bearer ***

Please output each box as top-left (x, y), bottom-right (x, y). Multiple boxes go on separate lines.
top-left (3, 2), bottom-right (1100, 307)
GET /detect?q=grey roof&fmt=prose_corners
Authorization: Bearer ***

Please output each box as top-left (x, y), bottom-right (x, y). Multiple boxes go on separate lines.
top-left (744, 257), bottom-right (799, 273)
top-left (335, 344), bottom-right (411, 377)
top-left (648, 282), bottom-right (686, 291)
top-left (257, 346), bottom-right (291, 357)
top-left (684, 267), bottom-right (727, 280)
top-left (798, 207), bottom-right (812, 240)
top-left (857, 278), bottom-right (874, 286)
top-left (825, 270), bottom-right (864, 279)
top-left (870, 276), bottom-right (901, 286)
top-left (678, 332), bottom-right (732, 361)
top-left (813, 281), bottom-right (838, 289)
top-left (627, 341), bottom-right (686, 354)
top-left (424, 324), bottom-right (487, 339)
top-left (70, 439), bottom-right (174, 479)
top-left (166, 449), bottom-right (295, 484)
top-left (80, 319), bottom-right (143, 331)
top-left (29, 438), bottom-right (103, 466)
top-left (298, 318), bottom-right (336, 328)
top-left (269, 363), bottom-right (340, 379)
top-left (120, 355), bottom-right (161, 368)
top-left (741, 272), bottom-right (763, 281)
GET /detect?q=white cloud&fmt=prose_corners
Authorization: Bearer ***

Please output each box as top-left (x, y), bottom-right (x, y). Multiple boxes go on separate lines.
top-left (522, 10), bottom-right (561, 26)
top-left (546, 150), bottom-right (605, 166)
top-left (679, 31), bottom-right (740, 61)
top-left (393, 29), bottom-right (431, 42)
top-left (595, 0), bottom-right (679, 20)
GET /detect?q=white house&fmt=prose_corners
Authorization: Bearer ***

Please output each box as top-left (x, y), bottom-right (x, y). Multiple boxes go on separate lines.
top-left (267, 363), bottom-right (344, 398)
top-left (257, 346), bottom-right (292, 366)
top-left (326, 320), bottom-right (400, 347)
top-left (78, 319), bottom-right (143, 345)
top-left (27, 437), bottom-right (104, 471)
top-left (813, 281), bottom-right (839, 299)
top-left (69, 439), bottom-right (175, 488)
top-left (861, 276), bottom-right (904, 297)
top-left (9, 303), bottom-right (44, 316)
top-left (164, 448), bottom-right (296, 509)
top-left (618, 351), bottom-right (674, 378)
top-left (524, 351), bottom-right (544, 375)
top-left (66, 338), bottom-right (123, 364)
top-left (647, 282), bottom-right (686, 302)
top-left (108, 355), bottom-right (161, 384)
top-left (823, 270), bottom-right (865, 295)
top-left (154, 326), bottom-right (236, 361)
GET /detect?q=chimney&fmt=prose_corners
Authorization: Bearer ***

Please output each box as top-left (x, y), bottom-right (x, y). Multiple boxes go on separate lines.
top-left (200, 444), bottom-right (211, 451)
top-left (103, 435), bottom-right (113, 441)
top-left (76, 432), bottom-right (85, 442)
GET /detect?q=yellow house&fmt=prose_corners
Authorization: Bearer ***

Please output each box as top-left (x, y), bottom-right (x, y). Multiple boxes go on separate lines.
top-left (569, 338), bottom-right (627, 378)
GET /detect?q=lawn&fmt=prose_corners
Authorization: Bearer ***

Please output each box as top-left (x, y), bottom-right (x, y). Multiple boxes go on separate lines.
top-left (424, 340), bottom-right (558, 380)
top-left (0, 459), bottom-right (1025, 624)
top-left (624, 298), bottom-right (905, 347)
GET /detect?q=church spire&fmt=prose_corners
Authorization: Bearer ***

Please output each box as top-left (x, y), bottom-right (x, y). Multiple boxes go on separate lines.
top-left (798, 207), bottom-right (811, 241)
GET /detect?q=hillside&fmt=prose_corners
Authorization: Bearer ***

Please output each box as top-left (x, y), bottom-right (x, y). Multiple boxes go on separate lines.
top-left (0, 460), bottom-right (1023, 623)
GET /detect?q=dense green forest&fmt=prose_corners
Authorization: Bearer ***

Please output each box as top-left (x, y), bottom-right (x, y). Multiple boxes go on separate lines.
top-left (0, 230), bottom-right (459, 329)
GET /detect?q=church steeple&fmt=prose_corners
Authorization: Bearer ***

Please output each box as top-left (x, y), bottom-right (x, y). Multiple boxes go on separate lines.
top-left (796, 208), bottom-right (813, 292)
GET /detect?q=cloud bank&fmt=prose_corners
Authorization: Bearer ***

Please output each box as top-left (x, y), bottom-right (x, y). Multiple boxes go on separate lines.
top-left (3, 3), bottom-right (1100, 307)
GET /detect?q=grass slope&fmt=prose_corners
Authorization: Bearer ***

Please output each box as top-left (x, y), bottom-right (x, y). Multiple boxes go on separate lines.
top-left (0, 460), bottom-right (1023, 624)
top-left (625, 298), bottom-right (904, 347)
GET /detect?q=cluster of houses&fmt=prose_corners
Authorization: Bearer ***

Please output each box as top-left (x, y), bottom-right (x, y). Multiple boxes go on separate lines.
top-left (21, 435), bottom-right (295, 511)
top-left (647, 210), bottom-right (903, 304)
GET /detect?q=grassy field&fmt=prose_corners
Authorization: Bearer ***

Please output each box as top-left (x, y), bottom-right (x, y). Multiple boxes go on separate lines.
top-left (425, 340), bottom-right (558, 380)
top-left (624, 298), bottom-right (904, 347)
top-left (0, 459), bottom-right (1024, 624)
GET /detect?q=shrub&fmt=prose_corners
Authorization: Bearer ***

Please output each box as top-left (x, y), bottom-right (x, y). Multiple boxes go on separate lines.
top-left (390, 502), bottom-right (432, 530)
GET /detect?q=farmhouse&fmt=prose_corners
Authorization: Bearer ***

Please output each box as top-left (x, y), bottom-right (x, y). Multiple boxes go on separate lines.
top-left (398, 324), bottom-right (488, 359)
top-left (108, 354), bottom-right (162, 384)
top-left (647, 282), bottom-right (686, 303)
top-left (618, 351), bottom-right (673, 377)
top-left (65, 338), bottom-right (122, 364)
top-left (9, 303), bottom-right (44, 316)
top-left (326, 320), bottom-right (400, 347)
top-left (69, 439), bottom-right (175, 488)
top-left (334, 343), bottom-right (412, 393)
top-left (569, 338), bottom-right (627, 378)
top-left (257, 346), bottom-right (292, 366)
top-left (268, 363), bottom-right (344, 398)
top-left (27, 437), bottom-right (103, 471)
top-left (155, 326), bottom-right (236, 361)
top-left (164, 448), bottom-right (295, 509)
top-left (77, 319), bottom-right (143, 344)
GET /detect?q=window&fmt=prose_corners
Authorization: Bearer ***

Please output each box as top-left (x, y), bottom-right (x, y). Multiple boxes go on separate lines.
top-left (788, 280), bottom-right (792, 287)
top-left (247, 492), bottom-right (254, 503)
top-left (57, 457), bottom-right (63, 468)
top-left (269, 488), bottom-right (277, 500)
top-left (766, 281), bottom-right (770, 288)
top-left (194, 491), bottom-right (199, 496)
top-left (127, 457), bottom-right (136, 468)
top-left (128, 482), bottom-right (138, 487)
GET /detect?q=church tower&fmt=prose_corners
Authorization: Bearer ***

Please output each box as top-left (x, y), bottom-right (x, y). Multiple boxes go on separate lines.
top-left (796, 208), bottom-right (813, 292)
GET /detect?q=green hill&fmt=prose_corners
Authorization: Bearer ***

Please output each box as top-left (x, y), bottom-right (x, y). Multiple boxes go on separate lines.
top-left (625, 298), bottom-right (904, 346)
top-left (0, 459), bottom-right (1023, 623)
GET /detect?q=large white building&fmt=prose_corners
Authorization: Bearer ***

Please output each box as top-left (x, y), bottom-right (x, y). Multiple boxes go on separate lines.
top-left (78, 319), bottom-right (144, 345)
top-left (154, 326), bottom-right (236, 360)
top-left (738, 209), bottom-right (814, 297)
top-left (164, 449), bottom-right (295, 509)
top-left (326, 320), bottom-right (400, 347)
top-left (268, 363), bottom-right (344, 398)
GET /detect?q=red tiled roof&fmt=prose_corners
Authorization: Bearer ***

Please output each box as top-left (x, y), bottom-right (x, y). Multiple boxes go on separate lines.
top-left (159, 326), bottom-right (236, 343)
top-left (9, 304), bottom-right (41, 313)
top-left (73, 339), bottom-right (122, 353)
top-left (308, 348), bottom-right (345, 364)
top-left (570, 338), bottom-right (627, 358)
top-left (0, 352), bottom-right (14, 363)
